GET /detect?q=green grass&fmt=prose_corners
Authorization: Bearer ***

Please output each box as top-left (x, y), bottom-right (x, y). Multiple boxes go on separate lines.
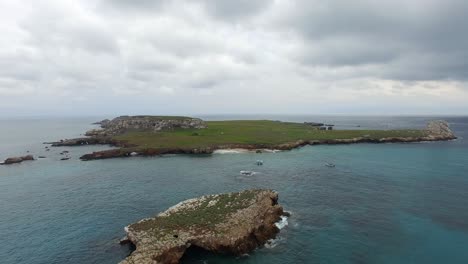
top-left (114, 120), bottom-right (425, 149)
top-left (131, 190), bottom-right (258, 232)
top-left (117, 115), bottom-right (196, 120)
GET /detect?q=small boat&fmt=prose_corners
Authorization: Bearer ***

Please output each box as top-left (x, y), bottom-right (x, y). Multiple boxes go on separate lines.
top-left (240, 170), bottom-right (255, 176)
top-left (325, 163), bottom-right (335, 168)
top-left (256, 160), bottom-right (264, 166)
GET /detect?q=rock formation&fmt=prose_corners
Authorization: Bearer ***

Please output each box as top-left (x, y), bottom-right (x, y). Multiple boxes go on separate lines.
top-left (50, 137), bottom-right (118, 147)
top-left (1, 155), bottom-right (34, 165)
top-left (425, 120), bottom-right (456, 140)
top-left (85, 116), bottom-right (206, 136)
top-left (120, 189), bottom-right (285, 264)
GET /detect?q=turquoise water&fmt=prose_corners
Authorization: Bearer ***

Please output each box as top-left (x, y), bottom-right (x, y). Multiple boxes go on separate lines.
top-left (1, 116), bottom-right (467, 264)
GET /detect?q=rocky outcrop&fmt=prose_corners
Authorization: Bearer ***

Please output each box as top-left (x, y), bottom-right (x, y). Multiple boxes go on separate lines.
top-left (1, 155), bottom-right (34, 165)
top-left (79, 147), bottom-right (214, 161)
top-left (50, 137), bottom-right (119, 147)
top-left (85, 116), bottom-right (206, 136)
top-left (425, 120), bottom-right (456, 140)
top-left (92, 119), bottom-right (110, 126)
top-left (120, 190), bottom-right (285, 264)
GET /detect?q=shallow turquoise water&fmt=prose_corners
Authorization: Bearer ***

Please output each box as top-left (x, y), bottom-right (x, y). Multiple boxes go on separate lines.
top-left (0, 116), bottom-right (467, 264)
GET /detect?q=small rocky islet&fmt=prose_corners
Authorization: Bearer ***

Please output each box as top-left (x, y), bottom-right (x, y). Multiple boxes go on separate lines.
top-left (0, 155), bottom-right (34, 165)
top-left (120, 189), bottom-right (287, 264)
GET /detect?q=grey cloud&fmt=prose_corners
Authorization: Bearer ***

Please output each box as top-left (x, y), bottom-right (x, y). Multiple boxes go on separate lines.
top-left (1, 0), bottom-right (467, 116)
top-left (281, 0), bottom-right (468, 80)
top-left (100, 0), bottom-right (168, 12)
top-left (200, 0), bottom-right (272, 20)
top-left (0, 52), bottom-right (41, 81)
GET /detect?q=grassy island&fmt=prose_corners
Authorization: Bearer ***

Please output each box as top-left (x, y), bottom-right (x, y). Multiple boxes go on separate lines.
top-left (114, 120), bottom-right (425, 149)
top-left (50, 116), bottom-right (454, 160)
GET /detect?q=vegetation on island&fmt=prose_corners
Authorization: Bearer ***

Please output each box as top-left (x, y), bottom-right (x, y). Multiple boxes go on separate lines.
top-left (114, 120), bottom-right (425, 150)
top-left (131, 190), bottom-right (258, 232)
top-left (50, 116), bottom-right (453, 160)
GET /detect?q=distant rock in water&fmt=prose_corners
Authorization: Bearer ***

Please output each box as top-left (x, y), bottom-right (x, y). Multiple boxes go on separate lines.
top-left (120, 189), bottom-right (286, 264)
top-left (92, 119), bottom-right (110, 126)
top-left (1, 155), bottom-right (34, 165)
top-left (86, 115), bottom-right (207, 136)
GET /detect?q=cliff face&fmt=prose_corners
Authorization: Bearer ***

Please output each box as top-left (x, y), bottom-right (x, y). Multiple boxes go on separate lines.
top-left (120, 190), bottom-right (285, 264)
top-left (425, 120), bottom-right (456, 140)
top-left (86, 116), bottom-right (206, 136)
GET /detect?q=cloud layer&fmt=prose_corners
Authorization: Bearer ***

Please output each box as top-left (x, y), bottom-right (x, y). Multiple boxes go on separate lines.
top-left (1, 0), bottom-right (467, 116)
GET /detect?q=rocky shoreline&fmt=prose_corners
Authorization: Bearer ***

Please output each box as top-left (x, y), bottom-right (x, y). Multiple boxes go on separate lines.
top-left (120, 189), bottom-right (286, 264)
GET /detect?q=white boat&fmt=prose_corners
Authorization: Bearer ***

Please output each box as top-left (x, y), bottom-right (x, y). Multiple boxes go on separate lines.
top-left (325, 163), bottom-right (335, 168)
top-left (256, 160), bottom-right (264, 166)
top-left (240, 170), bottom-right (255, 176)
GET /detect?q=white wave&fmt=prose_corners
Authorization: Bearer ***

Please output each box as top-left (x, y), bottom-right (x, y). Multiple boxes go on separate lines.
top-left (213, 149), bottom-right (251, 154)
top-left (264, 215), bottom-right (289, 249)
top-left (261, 149), bottom-right (282, 153)
top-left (275, 215), bottom-right (289, 229)
top-left (213, 148), bottom-right (282, 154)
top-left (265, 236), bottom-right (284, 249)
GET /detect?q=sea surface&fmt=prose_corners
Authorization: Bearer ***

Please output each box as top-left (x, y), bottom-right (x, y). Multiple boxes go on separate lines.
top-left (1, 115), bottom-right (467, 264)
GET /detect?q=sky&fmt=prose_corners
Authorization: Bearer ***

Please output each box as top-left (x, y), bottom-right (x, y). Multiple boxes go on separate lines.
top-left (1, 0), bottom-right (467, 117)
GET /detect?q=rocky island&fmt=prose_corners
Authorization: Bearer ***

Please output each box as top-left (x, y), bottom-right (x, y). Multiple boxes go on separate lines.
top-left (120, 189), bottom-right (286, 264)
top-left (0, 155), bottom-right (34, 165)
top-left (48, 116), bottom-right (456, 161)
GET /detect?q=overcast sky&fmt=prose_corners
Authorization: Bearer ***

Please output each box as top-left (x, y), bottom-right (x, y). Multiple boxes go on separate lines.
top-left (1, 0), bottom-right (467, 117)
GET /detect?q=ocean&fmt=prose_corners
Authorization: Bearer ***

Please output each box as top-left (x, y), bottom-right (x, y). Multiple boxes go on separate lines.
top-left (1, 116), bottom-right (467, 264)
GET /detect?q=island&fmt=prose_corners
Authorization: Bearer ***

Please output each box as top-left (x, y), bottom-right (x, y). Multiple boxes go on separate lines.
top-left (0, 155), bottom-right (34, 165)
top-left (120, 189), bottom-right (286, 264)
top-left (48, 115), bottom-right (456, 161)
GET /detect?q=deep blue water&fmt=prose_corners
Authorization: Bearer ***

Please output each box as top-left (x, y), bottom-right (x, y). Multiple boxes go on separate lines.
top-left (1, 116), bottom-right (467, 264)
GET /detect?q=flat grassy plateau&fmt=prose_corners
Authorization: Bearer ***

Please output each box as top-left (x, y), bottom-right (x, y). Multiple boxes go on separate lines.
top-left (114, 120), bottom-right (425, 150)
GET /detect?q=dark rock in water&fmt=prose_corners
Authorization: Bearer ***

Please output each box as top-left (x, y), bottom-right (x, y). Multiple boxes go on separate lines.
top-left (304, 122), bottom-right (324, 127)
top-left (80, 147), bottom-right (214, 161)
top-left (92, 119), bottom-right (111, 126)
top-left (120, 189), bottom-right (285, 264)
top-left (51, 137), bottom-right (116, 147)
top-left (1, 155), bottom-right (34, 165)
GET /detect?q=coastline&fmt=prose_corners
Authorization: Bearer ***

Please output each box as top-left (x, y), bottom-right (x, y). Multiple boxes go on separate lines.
top-left (12, 117), bottom-right (451, 163)
top-left (77, 133), bottom-right (456, 161)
